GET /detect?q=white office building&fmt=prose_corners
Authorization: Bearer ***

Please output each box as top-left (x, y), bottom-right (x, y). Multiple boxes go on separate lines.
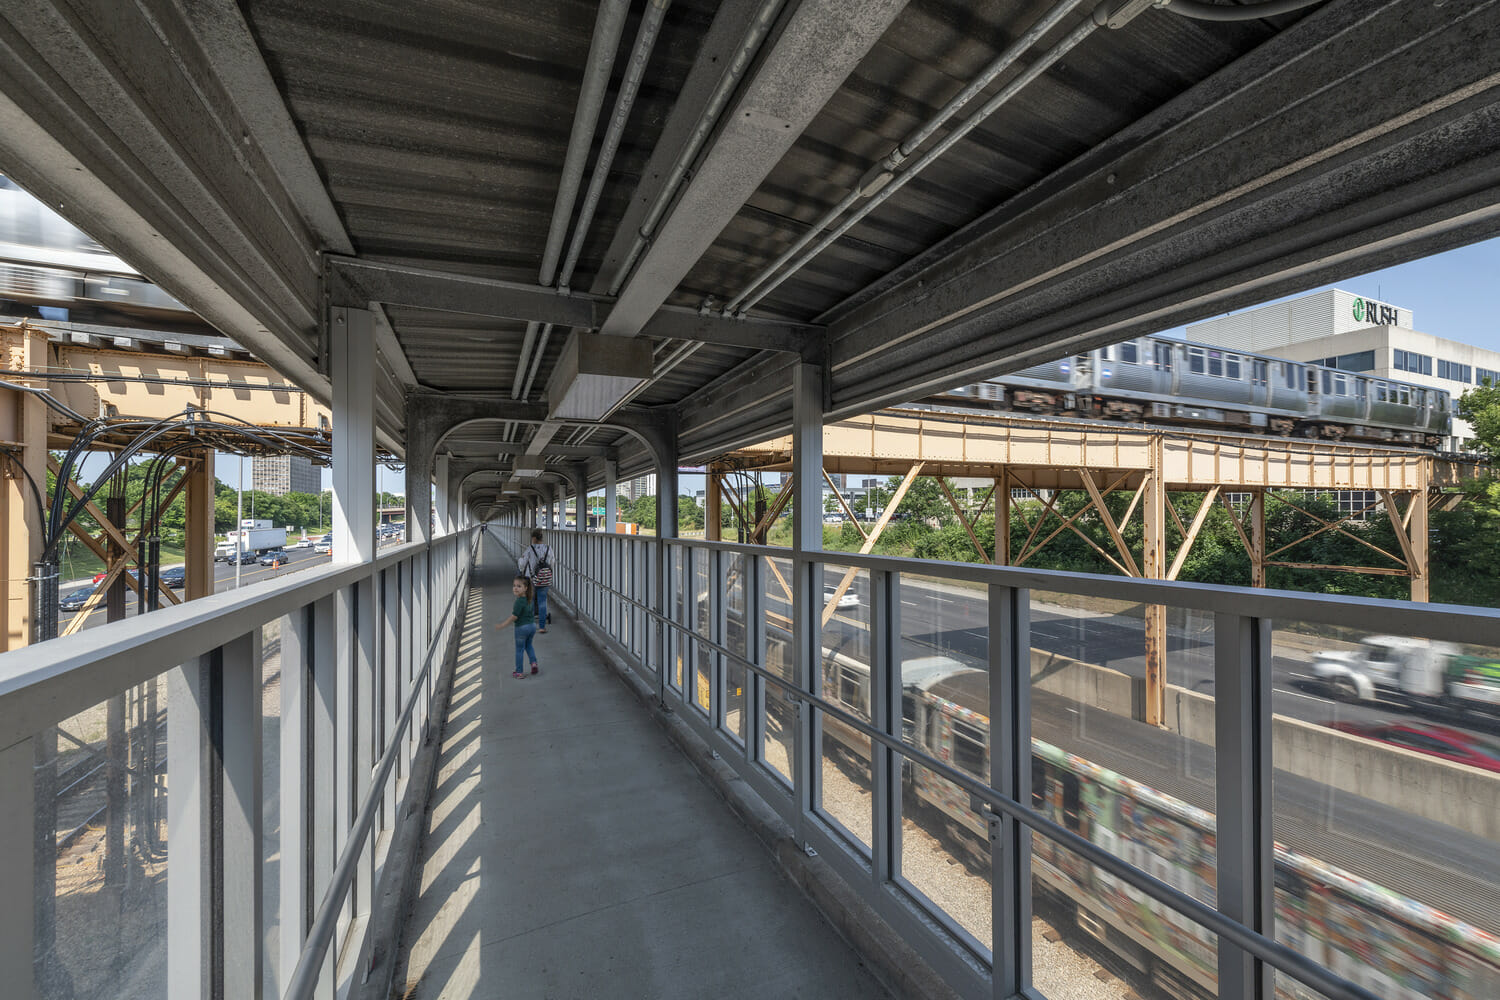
top-left (1186, 288), bottom-right (1500, 452)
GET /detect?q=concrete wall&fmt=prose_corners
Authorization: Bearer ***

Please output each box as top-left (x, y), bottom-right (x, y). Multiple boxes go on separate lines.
top-left (1029, 651), bottom-right (1500, 842)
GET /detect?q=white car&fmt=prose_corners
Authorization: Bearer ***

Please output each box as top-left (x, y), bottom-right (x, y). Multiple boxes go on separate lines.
top-left (824, 588), bottom-right (860, 610)
top-left (313, 538), bottom-right (332, 554)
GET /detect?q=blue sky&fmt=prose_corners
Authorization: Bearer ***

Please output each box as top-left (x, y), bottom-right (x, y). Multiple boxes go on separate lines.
top-left (200, 237), bottom-right (1500, 499)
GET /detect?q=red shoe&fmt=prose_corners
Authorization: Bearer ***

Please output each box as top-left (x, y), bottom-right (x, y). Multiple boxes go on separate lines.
top-left (512, 670), bottom-right (524, 679)
top-left (531, 664), bottom-right (539, 675)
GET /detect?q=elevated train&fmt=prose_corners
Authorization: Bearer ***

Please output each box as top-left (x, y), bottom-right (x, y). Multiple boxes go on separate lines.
top-left (933, 336), bottom-right (1453, 449)
top-left (814, 647), bottom-right (1500, 1000)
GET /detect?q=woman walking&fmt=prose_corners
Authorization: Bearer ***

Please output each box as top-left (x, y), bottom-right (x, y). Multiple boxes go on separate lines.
top-left (520, 529), bottom-right (555, 633)
top-left (496, 575), bottom-right (539, 678)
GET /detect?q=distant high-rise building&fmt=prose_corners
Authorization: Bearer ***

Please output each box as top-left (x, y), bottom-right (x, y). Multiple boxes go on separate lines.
top-left (252, 454), bottom-right (322, 496)
top-left (627, 474), bottom-right (656, 502)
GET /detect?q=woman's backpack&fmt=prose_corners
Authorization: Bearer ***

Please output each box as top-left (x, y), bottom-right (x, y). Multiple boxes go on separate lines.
top-left (530, 544), bottom-right (553, 587)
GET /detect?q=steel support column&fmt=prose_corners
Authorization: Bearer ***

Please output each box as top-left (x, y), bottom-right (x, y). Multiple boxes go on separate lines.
top-left (791, 361), bottom-right (823, 833)
top-left (0, 323), bottom-right (46, 651)
top-left (706, 470), bottom-right (722, 542)
top-left (604, 459), bottom-right (617, 534)
top-left (1143, 439), bottom-right (1166, 727)
top-left (185, 453), bottom-right (216, 599)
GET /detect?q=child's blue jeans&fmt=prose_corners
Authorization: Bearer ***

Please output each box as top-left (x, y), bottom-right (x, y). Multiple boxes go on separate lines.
top-left (514, 623), bottom-right (538, 672)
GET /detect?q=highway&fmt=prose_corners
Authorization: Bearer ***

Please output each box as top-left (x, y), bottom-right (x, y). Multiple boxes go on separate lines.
top-left (58, 543), bottom-right (371, 631)
top-left (766, 566), bottom-right (1498, 739)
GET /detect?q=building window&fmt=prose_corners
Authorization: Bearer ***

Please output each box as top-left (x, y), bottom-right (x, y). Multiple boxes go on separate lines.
top-left (1478, 367), bottom-right (1499, 386)
top-left (1438, 360), bottom-right (1473, 383)
top-left (1394, 349), bottom-right (1433, 375)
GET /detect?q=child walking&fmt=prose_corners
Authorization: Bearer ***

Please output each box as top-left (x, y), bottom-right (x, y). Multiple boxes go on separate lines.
top-left (496, 575), bottom-right (539, 678)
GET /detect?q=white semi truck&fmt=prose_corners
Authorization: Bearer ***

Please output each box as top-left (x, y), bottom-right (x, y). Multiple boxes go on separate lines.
top-left (215, 519), bottom-right (287, 561)
top-left (1312, 635), bottom-right (1500, 713)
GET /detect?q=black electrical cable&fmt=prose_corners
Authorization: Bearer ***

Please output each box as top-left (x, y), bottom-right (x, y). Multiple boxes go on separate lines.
top-left (1164, 0), bottom-right (1327, 20)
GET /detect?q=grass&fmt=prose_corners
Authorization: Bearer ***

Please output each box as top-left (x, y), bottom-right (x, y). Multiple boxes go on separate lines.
top-left (57, 538), bottom-right (186, 582)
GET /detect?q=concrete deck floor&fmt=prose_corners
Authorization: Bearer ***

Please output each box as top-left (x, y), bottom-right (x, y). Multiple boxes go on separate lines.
top-left (392, 536), bottom-right (890, 999)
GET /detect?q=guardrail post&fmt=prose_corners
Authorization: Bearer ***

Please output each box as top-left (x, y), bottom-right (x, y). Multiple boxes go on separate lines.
top-left (167, 652), bottom-right (218, 1000)
top-left (870, 570), bottom-right (899, 885)
top-left (308, 595), bottom-right (337, 999)
top-left (1215, 612), bottom-right (1274, 1000)
top-left (990, 583), bottom-right (1031, 998)
top-left (221, 631), bottom-right (264, 1000)
top-left (0, 736), bottom-right (36, 1000)
top-left (791, 360), bottom-right (824, 835)
top-left (279, 606), bottom-right (313, 996)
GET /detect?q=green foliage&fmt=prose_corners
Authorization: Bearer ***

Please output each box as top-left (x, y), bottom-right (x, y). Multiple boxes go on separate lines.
top-left (1458, 381), bottom-right (1500, 457)
top-left (677, 495), bottom-right (704, 530)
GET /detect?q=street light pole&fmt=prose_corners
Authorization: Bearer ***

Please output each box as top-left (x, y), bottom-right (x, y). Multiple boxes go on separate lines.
top-left (235, 455), bottom-right (243, 590)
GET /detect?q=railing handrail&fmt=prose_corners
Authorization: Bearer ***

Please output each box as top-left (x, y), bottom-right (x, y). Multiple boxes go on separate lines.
top-left (578, 531), bottom-right (1500, 642)
top-left (0, 529), bottom-right (475, 753)
top-left (283, 531), bottom-right (478, 1000)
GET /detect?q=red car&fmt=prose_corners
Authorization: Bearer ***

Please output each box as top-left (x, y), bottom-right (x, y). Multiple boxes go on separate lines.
top-left (1327, 721), bottom-right (1500, 773)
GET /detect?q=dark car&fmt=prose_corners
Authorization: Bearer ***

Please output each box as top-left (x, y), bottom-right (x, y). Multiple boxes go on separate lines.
top-left (60, 570), bottom-right (139, 612)
top-left (1327, 721), bottom-right (1500, 773)
top-left (160, 566), bottom-right (186, 588)
top-left (258, 549), bottom-right (288, 567)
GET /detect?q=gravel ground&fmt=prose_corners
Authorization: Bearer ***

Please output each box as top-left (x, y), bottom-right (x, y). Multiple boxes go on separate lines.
top-left (762, 737), bottom-right (1147, 1000)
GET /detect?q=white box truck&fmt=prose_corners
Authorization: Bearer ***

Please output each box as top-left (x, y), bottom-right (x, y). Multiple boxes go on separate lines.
top-left (1312, 635), bottom-right (1500, 714)
top-left (215, 524), bottom-right (287, 561)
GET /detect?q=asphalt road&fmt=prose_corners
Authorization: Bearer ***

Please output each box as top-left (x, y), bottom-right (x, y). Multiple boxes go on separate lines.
top-left (766, 566), bottom-right (1498, 741)
top-left (58, 542), bottom-right (402, 630)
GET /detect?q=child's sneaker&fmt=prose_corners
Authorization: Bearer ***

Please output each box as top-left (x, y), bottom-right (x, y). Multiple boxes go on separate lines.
top-left (512, 670), bottom-right (524, 679)
top-left (531, 664), bottom-right (539, 675)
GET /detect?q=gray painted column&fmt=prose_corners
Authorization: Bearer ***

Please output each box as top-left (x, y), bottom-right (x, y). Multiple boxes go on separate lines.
top-left (403, 413), bottom-right (432, 547)
top-left (604, 459), bottom-right (617, 533)
top-left (434, 454), bottom-right (451, 536)
top-left (221, 632), bottom-right (264, 1000)
top-left (790, 361), bottom-right (823, 831)
top-left (332, 308), bottom-right (376, 562)
top-left (167, 655), bottom-right (215, 1000)
top-left (570, 466), bottom-right (587, 533)
top-left (0, 738), bottom-right (34, 999)
top-left (279, 607), bottom-right (313, 995)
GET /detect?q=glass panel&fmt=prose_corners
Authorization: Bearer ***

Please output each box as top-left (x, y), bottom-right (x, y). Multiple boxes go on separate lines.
top-left (818, 565), bottom-right (871, 853)
top-left (1032, 834), bottom-right (1218, 1000)
top-left (37, 679), bottom-right (169, 996)
top-left (693, 547), bottom-right (711, 639)
top-left (694, 640), bottom-right (712, 717)
top-left (722, 553), bottom-right (748, 744)
top-left (762, 677), bottom-right (796, 788)
top-left (899, 759), bottom-right (992, 951)
top-left (1272, 622), bottom-right (1500, 1000)
top-left (762, 555), bottom-right (793, 683)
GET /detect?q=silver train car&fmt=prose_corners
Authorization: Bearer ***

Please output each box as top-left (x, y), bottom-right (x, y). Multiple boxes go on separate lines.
top-left (939, 335), bottom-right (1451, 448)
top-left (0, 175), bottom-right (192, 322)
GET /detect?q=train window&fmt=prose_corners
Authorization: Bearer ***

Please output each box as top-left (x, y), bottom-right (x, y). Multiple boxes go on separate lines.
top-left (1031, 758), bottom-right (1046, 810)
top-left (1354, 378), bottom-right (1367, 399)
top-left (1226, 354), bottom-right (1241, 379)
top-left (1154, 343), bottom-right (1173, 371)
top-left (1307, 369), bottom-right (1319, 393)
top-left (1375, 382), bottom-right (1388, 403)
top-left (901, 694), bottom-right (916, 732)
top-left (1188, 347), bottom-right (1205, 374)
top-left (1285, 363), bottom-right (1300, 389)
top-left (1398, 385), bottom-right (1410, 406)
top-left (1413, 389), bottom-right (1426, 407)
top-left (1119, 342), bottom-right (1139, 364)
top-left (1252, 359), bottom-right (1268, 386)
top-left (1321, 371), bottom-right (1332, 394)
top-left (1100, 346), bottom-right (1111, 361)
top-left (951, 720), bottom-right (986, 777)
top-left (1332, 374), bottom-right (1348, 396)
top-left (1060, 773), bottom-right (1082, 832)
top-left (1208, 351), bottom-right (1223, 377)
top-left (837, 666), bottom-right (864, 714)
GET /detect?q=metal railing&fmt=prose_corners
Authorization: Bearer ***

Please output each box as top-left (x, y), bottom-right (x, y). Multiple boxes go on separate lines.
top-left (500, 524), bottom-right (1500, 1000)
top-left (0, 527), bottom-right (478, 1000)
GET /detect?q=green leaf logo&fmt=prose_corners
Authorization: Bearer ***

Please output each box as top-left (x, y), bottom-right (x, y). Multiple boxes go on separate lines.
top-left (1352, 298), bottom-right (1365, 322)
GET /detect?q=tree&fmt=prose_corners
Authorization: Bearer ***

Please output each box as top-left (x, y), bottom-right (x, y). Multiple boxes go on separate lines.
top-left (1457, 380), bottom-right (1500, 456)
top-left (677, 495), bottom-right (704, 530)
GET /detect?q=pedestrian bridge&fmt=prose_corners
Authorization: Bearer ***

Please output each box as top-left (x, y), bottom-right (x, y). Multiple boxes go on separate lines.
top-left (4, 514), bottom-right (1498, 1000)
top-left (1, 1), bottom-right (1498, 998)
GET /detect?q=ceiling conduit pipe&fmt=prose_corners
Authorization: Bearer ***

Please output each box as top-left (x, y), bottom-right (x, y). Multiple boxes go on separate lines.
top-left (608, 0), bottom-right (788, 295)
top-left (722, 0), bottom-right (1095, 317)
top-left (1163, 0), bottom-right (1328, 20)
top-left (512, 0), bottom-right (630, 399)
top-left (558, 0), bottom-right (674, 291)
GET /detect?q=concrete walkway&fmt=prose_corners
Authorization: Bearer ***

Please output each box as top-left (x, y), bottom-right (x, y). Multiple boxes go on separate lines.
top-left (393, 536), bottom-right (889, 1000)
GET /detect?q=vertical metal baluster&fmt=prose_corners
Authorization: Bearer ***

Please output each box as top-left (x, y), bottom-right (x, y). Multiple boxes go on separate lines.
top-left (990, 584), bottom-right (1031, 997)
top-left (1215, 612), bottom-right (1274, 1000)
